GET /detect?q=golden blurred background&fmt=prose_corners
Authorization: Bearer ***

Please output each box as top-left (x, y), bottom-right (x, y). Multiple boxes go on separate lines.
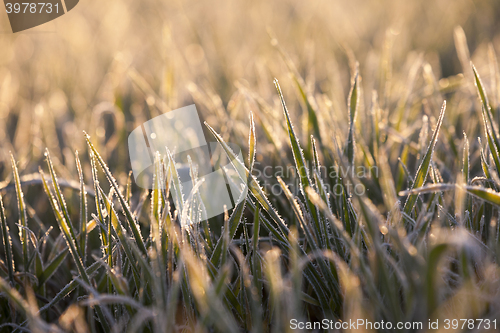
top-left (1, 0), bottom-right (500, 180)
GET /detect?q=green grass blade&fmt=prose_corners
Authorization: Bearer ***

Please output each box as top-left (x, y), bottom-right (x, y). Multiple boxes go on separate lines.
top-left (305, 187), bottom-right (359, 256)
top-left (462, 185), bottom-right (500, 207)
top-left (274, 79), bottom-right (321, 240)
top-left (85, 133), bottom-right (147, 256)
top-left (293, 76), bottom-right (323, 146)
top-left (478, 138), bottom-right (494, 181)
top-left (251, 205), bottom-right (262, 303)
top-left (211, 113), bottom-right (256, 267)
top-left (204, 122), bottom-right (289, 239)
top-left (248, 112), bottom-right (256, 173)
top-left (244, 193), bottom-right (332, 316)
top-left (210, 189), bottom-right (247, 268)
top-left (472, 63), bottom-right (500, 176)
top-left (150, 154), bottom-right (169, 310)
top-left (345, 72), bottom-right (359, 165)
top-left (184, 247), bottom-right (241, 333)
top-left (38, 260), bottom-right (102, 316)
top-left (151, 153), bottom-right (162, 242)
top-left (313, 170), bottom-right (338, 252)
top-left (399, 183), bottom-right (456, 196)
top-left (10, 153), bottom-right (29, 275)
top-left (165, 146), bottom-right (185, 222)
top-left (270, 35), bottom-right (322, 146)
top-left (90, 151), bottom-right (105, 224)
top-left (40, 168), bottom-right (110, 331)
top-left (44, 150), bottom-right (79, 252)
top-left (425, 243), bottom-right (449, 316)
top-left (34, 250), bottom-right (43, 292)
top-left (98, 187), bottom-right (141, 290)
top-left (462, 132), bottom-right (469, 184)
top-left (277, 178), bottom-right (339, 303)
top-left (311, 136), bottom-right (321, 173)
top-left (91, 255), bottom-right (134, 313)
top-left (399, 183), bottom-right (500, 209)
top-left (481, 106), bottom-right (500, 176)
top-left (0, 194), bottom-right (15, 284)
top-left (403, 101), bottom-right (446, 216)
top-left (36, 248), bottom-right (68, 286)
top-left (76, 151), bottom-right (87, 266)
top-left (472, 62), bottom-right (495, 122)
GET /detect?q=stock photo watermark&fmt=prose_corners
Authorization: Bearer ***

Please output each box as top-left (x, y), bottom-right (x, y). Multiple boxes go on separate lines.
top-left (3, 0), bottom-right (79, 32)
top-left (290, 318), bottom-right (497, 331)
top-left (128, 104), bottom-right (246, 226)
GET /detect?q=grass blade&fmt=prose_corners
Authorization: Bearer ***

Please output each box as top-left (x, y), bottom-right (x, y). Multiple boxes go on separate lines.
top-left (462, 132), bottom-right (469, 184)
top-left (346, 72), bottom-right (359, 164)
top-left (472, 63), bottom-right (500, 178)
top-left (251, 205), bottom-right (262, 304)
top-left (98, 187), bottom-right (141, 290)
top-left (274, 79), bottom-right (321, 240)
top-left (38, 260), bottom-right (102, 316)
top-left (210, 185), bottom-right (247, 268)
top-left (403, 101), bottom-right (446, 216)
top-left (271, 36), bottom-right (323, 146)
top-left (76, 152), bottom-right (87, 265)
top-left (165, 146), bottom-right (185, 223)
top-left (462, 185), bottom-right (500, 207)
top-left (44, 150), bottom-right (79, 254)
top-left (0, 194), bottom-right (15, 284)
top-left (10, 153), bottom-right (29, 275)
top-left (36, 248), bottom-right (68, 287)
top-left (277, 177), bottom-right (339, 304)
top-left (204, 122), bottom-right (289, 241)
top-left (40, 167), bottom-right (110, 331)
top-left (85, 133), bottom-right (147, 256)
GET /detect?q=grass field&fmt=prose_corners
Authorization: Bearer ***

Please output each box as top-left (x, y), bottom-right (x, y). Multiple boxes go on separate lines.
top-left (1, 0), bottom-right (500, 332)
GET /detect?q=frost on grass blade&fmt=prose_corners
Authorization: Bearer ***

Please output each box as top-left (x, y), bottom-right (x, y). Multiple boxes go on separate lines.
top-left (40, 163), bottom-right (111, 331)
top-left (75, 151), bottom-right (87, 265)
top-left (0, 194), bottom-right (15, 284)
top-left (10, 153), bottom-right (29, 274)
top-left (85, 133), bottom-right (148, 256)
top-left (270, 34), bottom-right (322, 146)
top-left (346, 71), bottom-right (359, 165)
top-left (403, 101), bottom-right (446, 217)
top-left (274, 79), bottom-right (320, 238)
top-left (204, 121), bottom-right (289, 238)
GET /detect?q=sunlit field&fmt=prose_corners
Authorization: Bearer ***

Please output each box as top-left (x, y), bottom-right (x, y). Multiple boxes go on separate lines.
top-left (1, 0), bottom-right (500, 332)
